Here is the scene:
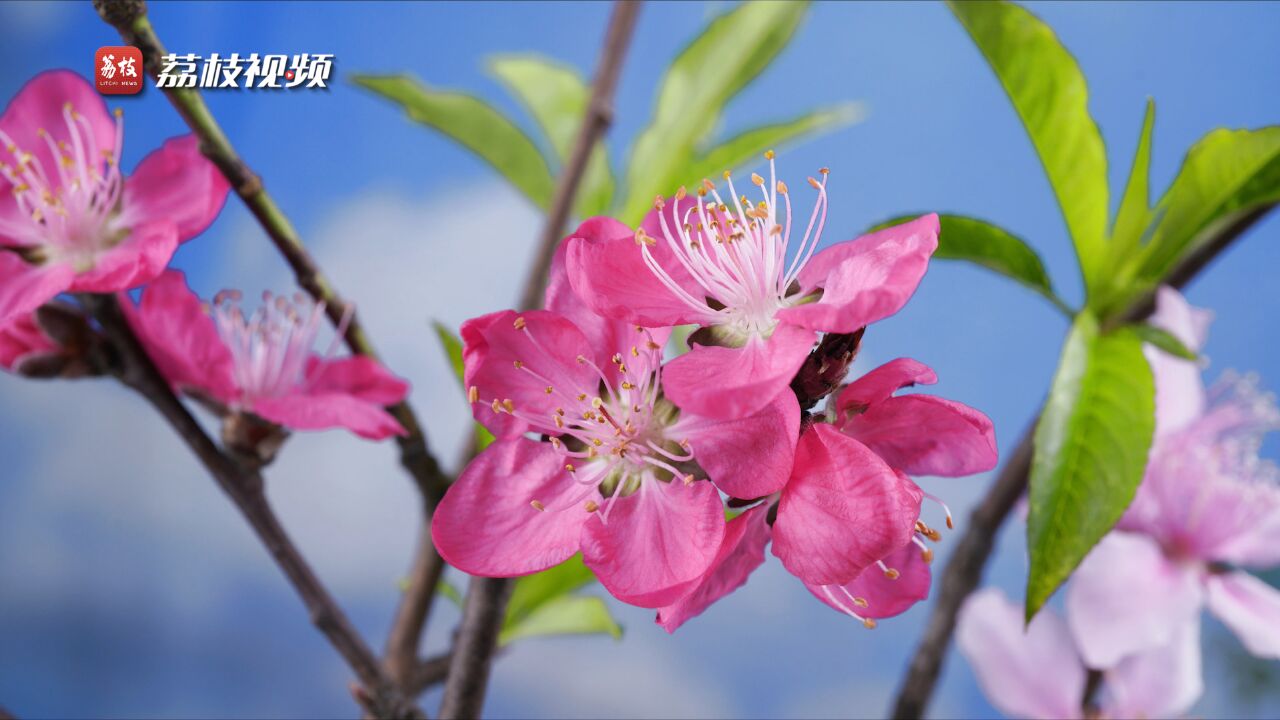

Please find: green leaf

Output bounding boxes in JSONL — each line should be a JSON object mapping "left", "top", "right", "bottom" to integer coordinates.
{"left": 1129, "top": 323, "right": 1197, "bottom": 361}
{"left": 499, "top": 595, "right": 623, "bottom": 646}
{"left": 488, "top": 54, "right": 615, "bottom": 217}
{"left": 437, "top": 579, "right": 464, "bottom": 608}
{"left": 353, "top": 74, "right": 556, "bottom": 209}
{"left": 499, "top": 555, "right": 621, "bottom": 646}
{"left": 1110, "top": 99, "right": 1156, "bottom": 262}
{"left": 1136, "top": 126, "right": 1280, "bottom": 286}
{"left": 948, "top": 0, "right": 1109, "bottom": 296}
{"left": 681, "top": 105, "right": 865, "bottom": 188}
{"left": 432, "top": 321, "right": 495, "bottom": 451}
{"left": 873, "top": 214, "right": 1068, "bottom": 313}
{"left": 1026, "top": 313, "right": 1155, "bottom": 619}
{"left": 620, "top": 1, "right": 809, "bottom": 225}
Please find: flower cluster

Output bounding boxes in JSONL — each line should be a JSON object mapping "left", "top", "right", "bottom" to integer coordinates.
{"left": 434, "top": 156, "right": 997, "bottom": 630}
{"left": 1, "top": 71, "right": 409, "bottom": 446}
{"left": 959, "top": 288, "right": 1280, "bottom": 719}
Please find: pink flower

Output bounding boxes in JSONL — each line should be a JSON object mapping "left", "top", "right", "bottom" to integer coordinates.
{"left": 432, "top": 218, "right": 799, "bottom": 608}
{"left": 0, "top": 71, "right": 229, "bottom": 323}
{"left": 958, "top": 588, "right": 1202, "bottom": 720}
{"left": 123, "top": 270, "right": 408, "bottom": 440}
{"left": 565, "top": 155, "right": 937, "bottom": 419}
{"left": 0, "top": 311, "right": 57, "bottom": 372}
{"left": 1066, "top": 288, "right": 1280, "bottom": 668}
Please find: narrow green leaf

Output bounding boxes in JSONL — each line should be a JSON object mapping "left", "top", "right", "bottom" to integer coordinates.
{"left": 681, "top": 104, "right": 865, "bottom": 187}
{"left": 353, "top": 74, "right": 556, "bottom": 209}
{"left": 432, "top": 320, "right": 495, "bottom": 451}
{"left": 437, "top": 579, "right": 464, "bottom": 608}
{"left": 620, "top": 1, "right": 809, "bottom": 224}
{"left": 1129, "top": 323, "right": 1197, "bottom": 361}
{"left": 499, "top": 595, "right": 623, "bottom": 646}
{"left": 1026, "top": 313, "right": 1155, "bottom": 619}
{"left": 948, "top": 0, "right": 1110, "bottom": 296}
{"left": 1110, "top": 99, "right": 1156, "bottom": 260}
{"left": 505, "top": 554, "right": 597, "bottom": 628}
{"left": 873, "top": 214, "right": 1067, "bottom": 313}
{"left": 488, "top": 54, "right": 615, "bottom": 217}
{"left": 1137, "top": 126, "right": 1280, "bottom": 285}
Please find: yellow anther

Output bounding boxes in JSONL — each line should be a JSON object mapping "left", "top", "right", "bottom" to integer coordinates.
{"left": 565, "top": 463, "right": 576, "bottom": 473}
{"left": 544, "top": 385, "right": 553, "bottom": 394}
{"left": 646, "top": 340, "right": 661, "bottom": 350}
{"left": 654, "top": 195, "right": 666, "bottom": 210}
{"left": 683, "top": 474, "right": 695, "bottom": 485}
{"left": 531, "top": 500, "right": 546, "bottom": 511}
{"left": 490, "top": 399, "right": 502, "bottom": 413}
{"left": 764, "top": 149, "right": 776, "bottom": 160}
{"left": 591, "top": 397, "right": 604, "bottom": 408}
{"left": 584, "top": 500, "right": 599, "bottom": 512}
{"left": 592, "top": 438, "right": 603, "bottom": 447}
{"left": 722, "top": 170, "right": 732, "bottom": 180}
{"left": 621, "top": 381, "right": 634, "bottom": 390}
{"left": 819, "top": 167, "right": 830, "bottom": 175}
{"left": 634, "top": 228, "right": 656, "bottom": 247}
{"left": 577, "top": 392, "right": 587, "bottom": 401}
{"left": 862, "top": 618, "right": 877, "bottom": 630}
{"left": 513, "top": 360, "right": 524, "bottom": 369}
{"left": 113, "top": 108, "right": 123, "bottom": 118}
{"left": 512, "top": 316, "right": 526, "bottom": 330}
{"left": 921, "top": 547, "right": 935, "bottom": 563}
{"left": 467, "top": 385, "right": 479, "bottom": 403}
{"left": 884, "top": 568, "right": 901, "bottom": 580}
{"left": 554, "top": 415, "right": 564, "bottom": 429}
{"left": 702, "top": 178, "right": 715, "bottom": 192}
{"left": 630, "top": 346, "right": 640, "bottom": 357}
{"left": 751, "top": 173, "right": 764, "bottom": 186}
{"left": 675, "top": 186, "right": 687, "bottom": 201}
{"left": 777, "top": 180, "right": 788, "bottom": 194}
{"left": 808, "top": 176, "right": 821, "bottom": 189}
{"left": 502, "top": 399, "right": 515, "bottom": 412}
{"left": 556, "top": 408, "right": 565, "bottom": 415}
{"left": 853, "top": 597, "right": 869, "bottom": 608}
{"left": 575, "top": 355, "right": 587, "bottom": 365}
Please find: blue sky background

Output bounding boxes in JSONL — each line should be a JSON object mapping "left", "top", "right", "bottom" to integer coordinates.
{"left": 1, "top": 1, "right": 1278, "bottom": 718}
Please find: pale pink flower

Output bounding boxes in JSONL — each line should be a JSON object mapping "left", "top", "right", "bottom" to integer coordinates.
{"left": 0, "top": 311, "right": 56, "bottom": 372}
{"left": 123, "top": 270, "right": 408, "bottom": 440}
{"left": 959, "top": 588, "right": 1202, "bottom": 720}
{"left": 1067, "top": 288, "right": 1280, "bottom": 668}
{"left": 432, "top": 218, "right": 799, "bottom": 609}
{"left": 0, "top": 71, "right": 228, "bottom": 323}
{"left": 565, "top": 156, "right": 938, "bottom": 419}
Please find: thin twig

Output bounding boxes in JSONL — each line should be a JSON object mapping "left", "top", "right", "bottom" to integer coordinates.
{"left": 385, "top": 529, "right": 448, "bottom": 688}
{"left": 80, "top": 293, "right": 421, "bottom": 720}
{"left": 437, "top": 4, "right": 642, "bottom": 718}
{"left": 889, "top": 202, "right": 1276, "bottom": 719}
{"left": 408, "top": 652, "right": 454, "bottom": 695}
{"left": 91, "top": 0, "right": 455, "bottom": 696}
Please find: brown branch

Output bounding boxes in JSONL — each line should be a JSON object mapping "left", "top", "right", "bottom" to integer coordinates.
{"left": 408, "top": 651, "right": 454, "bottom": 695}
{"left": 437, "top": 3, "right": 642, "bottom": 718}
{"left": 0, "top": 704, "right": 14, "bottom": 720}
{"left": 889, "top": 201, "right": 1276, "bottom": 719}
{"left": 80, "top": 293, "right": 421, "bottom": 720}
{"left": 791, "top": 328, "right": 865, "bottom": 411}
{"left": 385, "top": 528, "right": 448, "bottom": 688}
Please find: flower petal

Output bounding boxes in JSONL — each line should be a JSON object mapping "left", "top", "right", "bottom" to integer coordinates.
{"left": 461, "top": 308, "right": 599, "bottom": 439}
{"left": 120, "top": 134, "right": 231, "bottom": 241}
{"left": 0, "top": 311, "right": 55, "bottom": 371}
{"left": 548, "top": 218, "right": 672, "bottom": 375}
{"left": 67, "top": 219, "right": 179, "bottom": 293}
{"left": 839, "top": 394, "right": 997, "bottom": 477}
{"left": 0, "top": 252, "right": 73, "bottom": 324}
{"left": 304, "top": 355, "right": 409, "bottom": 406}
{"left": 0, "top": 71, "right": 114, "bottom": 224}
{"left": 654, "top": 504, "right": 770, "bottom": 633}
{"left": 1103, "top": 616, "right": 1203, "bottom": 719}
{"left": 1205, "top": 571, "right": 1280, "bottom": 659}
{"left": 772, "top": 424, "right": 923, "bottom": 586}
{"left": 581, "top": 478, "right": 726, "bottom": 608}
{"left": 252, "top": 392, "right": 406, "bottom": 440}
{"left": 124, "top": 270, "right": 237, "bottom": 403}
{"left": 662, "top": 322, "right": 816, "bottom": 421}
{"left": 1146, "top": 286, "right": 1212, "bottom": 436}
{"left": 778, "top": 213, "right": 938, "bottom": 333}
{"left": 957, "top": 588, "right": 1085, "bottom": 720}
{"left": 565, "top": 205, "right": 711, "bottom": 328}
{"left": 806, "top": 540, "right": 931, "bottom": 620}
{"left": 835, "top": 357, "right": 938, "bottom": 416}
{"left": 432, "top": 439, "right": 587, "bottom": 576}
{"left": 673, "top": 389, "right": 800, "bottom": 499}
{"left": 1065, "top": 532, "right": 1203, "bottom": 668}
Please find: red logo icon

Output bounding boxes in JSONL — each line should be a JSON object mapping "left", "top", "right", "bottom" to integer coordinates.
{"left": 95, "top": 46, "right": 144, "bottom": 95}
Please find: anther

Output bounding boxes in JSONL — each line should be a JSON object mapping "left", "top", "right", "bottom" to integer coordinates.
{"left": 852, "top": 597, "right": 869, "bottom": 608}
{"left": 531, "top": 500, "right": 546, "bottom": 511}
{"left": 722, "top": 170, "right": 731, "bottom": 180}
{"left": 490, "top": 399, "right": 502, "bottom": 413}
{"left": 565, "top": 464, "right": 575, "bottom": 473}
{"left": 819, "top": 167, "right": 830, "bottom": 175}
{"left": 764, "top": 150, "right": 775, "bottom": 160}
{"left": 884, "top": 567, "right": 900, "bottom": 580}
{"left": 683, "top": 474, "right": 695, "bottom": 485}
{"left": 513, "top": 360, "right": 524, "bottom": 369}
{"left": 468, "top": 386, "right": 479, "bottom": 403}
{"left": 502, "top": 399, "right": 515, "bottom": 412}
{"left": 751, "top": 173, "right": 764, "bottom": 186}
{"left": 807, "top": 176, "right": 821, "bottom": 189}
{"left": 544, "top": 385, "right": 554, "bottom": 394}
{"left": 654, "top": 195, "right": 666, "bottom": 210}
{"left": 862, "top": 618, "right": 877, "bottom": 630}
{"left": 675, "top": 186, "right": 687, "bottom": 201}
{"left": 584, "top": 500, "right": 599, "bottom": 512}
{"left": 512, "top": 316, "right": 526, "bottom": 330}
{"left": 921, "top": 547, "right": 935, "bottom": 563}
{"left": 591, "top": 397, "right": 603, "bottom": 408}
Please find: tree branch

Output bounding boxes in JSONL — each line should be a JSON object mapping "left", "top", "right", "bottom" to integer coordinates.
{"left": 80, "top": 293, "right": 421, "bottom": 720}
{"left": 889, "top": 201, "right": 1276, "bottom": 719}
{"left": 438, "top": 3, "right": 642, "bottom": 718}
{"left": 0, "top": 704, "right": 14, "bottom": 720}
